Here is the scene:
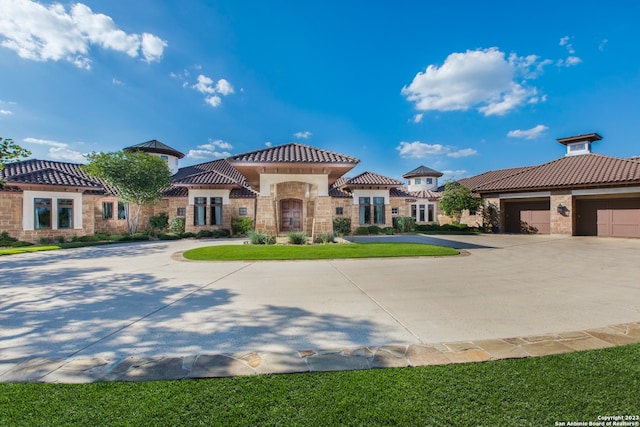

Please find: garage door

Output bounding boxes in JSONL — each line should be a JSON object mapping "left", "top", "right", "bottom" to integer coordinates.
{"left": 504, "top": 200, "right": 550, "bottom": 234}
{"left": 576, "top": 198, "right": 640, "bottom": 238}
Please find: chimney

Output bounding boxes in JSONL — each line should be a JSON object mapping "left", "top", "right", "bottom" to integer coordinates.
{"left": 557, "top": 133, "right": 602, "bottom": 156}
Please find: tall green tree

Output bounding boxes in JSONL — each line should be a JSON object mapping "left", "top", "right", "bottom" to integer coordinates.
{"left": 1, "top": 137, "right": 31, "bottom": 184}
{"left": 439, "top": 181, "right": 482, "bottom": 224}
{"left": 83, "top": 150, "right": 172, "bottom": 234}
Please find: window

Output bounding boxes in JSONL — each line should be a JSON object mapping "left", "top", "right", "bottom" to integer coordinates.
{"left": 411, "top": 204, "right": 417, "bottom": 218}
{"left": 34, "top": 198, "right": 52, "bottom": 229}
{"left": 407, "top": 179, "right": 411, "bottom": 185}
{"left": 391, "top": 207, "right": 398, "bottom": 215}
{"left": 428, "top": 204, "right": 435, "bottom": 222}
{"left": 415, "top": 178, "right": 421, "bottom": 185}
{"left": 194, "top": 197, "right": 207, "bottom": 226}
{"left": 102, "top": 202, "right": 113, "bottom": 220}
{"left": 239, "top": 207, "right": 247, "bottom": 216}
{"left": 426, "top": 178, "right": 433, "bottom": 184}
{"left": 419, "top": 204, "right": 426, "bottom": 222}
{"left": 373, "top": 197, "right": 385, "bottom": 224}
{"left": 118, "top": 202, "right": 126, "bottom": 220}
{"left": 160, "top": 155, "right": 169, "bottom": 161}
{"left": 335, "top": 207, "right": 343, "bottom": 215}
{"left": 177, "top": 207, "right": 186, "bottom": 216}
{"left": 569, "top": 143, "right": 586, "bottom": 152}
{"left": 359, "top": 197, "right": 371, "bottom": 224}
{"left": 210, "top": 197, "right": 223, "bottom": 225}
{"left": 58, "top": 199, "right": 73, "bottom": 229}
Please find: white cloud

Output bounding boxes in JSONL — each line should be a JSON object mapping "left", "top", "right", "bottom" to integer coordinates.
{"left": 507, "top": 124, "right": 549, "bottom": 140}
{"left": 397, "top": 141, "right": 477, "bottom": 159}
{"left": 186, "top": 139, "right": 233, "bottom": 159}
{"left": 402, "top": 47, "right": 542, "bottom": 116}
{"left": 265, "top": 142, "right": 272, "bottom": 147}
{"left": 599, "top": 39, "right": 608, "bottom": 51}
{"left": 215, "top": 79, "right": 234, "bottom": 95}
{"left": 0, "top": 109, "right": 13, "bottom": 115}
{"left": 447, "top": 148, "right": 478, "bottom": 158}
{"left": 112, "top": 78, "right": 123, "bottom": 85}
{"left": 558, "top": 36, "right": 581, "bottom": 67}
{"left": 0, "top": 0, "right": 166, "bottom": 69}
{"left": 294, "top": 131, "right": 312, "bottom": 139}
{"left": 23, "top": 137, "right": 86, "bottom": 162}
{"left": 190, "top": 74, "right": 234, "bottom": 107}
{"left": 412, "top": 113, "right": 423, "bottom": 123}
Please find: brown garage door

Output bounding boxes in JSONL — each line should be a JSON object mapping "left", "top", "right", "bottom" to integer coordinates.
{"left": 504, "top": 200, "right": 550, "bottom": 234}
{"left": 576, "top": 198, "right": 640, "bottom": 238}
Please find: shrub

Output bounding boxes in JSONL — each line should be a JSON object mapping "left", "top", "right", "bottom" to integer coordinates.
{"left": 79, "top": 235, "right": 101, "bottom": 242}
{"left": 354, "top": 226, "right": 370, "bottom": 235}
{"left": 248, "top": 230, "right": 275, "bottom": 245}
{"left": 393, "top": 216, "right": 416, "bottom": 233}
{"left": 158, "top": 232, "right": 181, "bottom": 240}
{"left": 287, "top": 231, "right": 308, "bottom": 245}
{"left": 95, "top": 233, "right": 110, "bottom": 240}
{"left": 383, "top": 227, "right": 396, "bottom": 235}
{"left": 71, "top": 235, "right": 80, "bottom": 242}
{"left": 132, "top": 233, "right": 149, "bottom": 241}
{"left": 332, "top": 217, "right": 351, "bottom": 236}
{"left": 196, "top": 229, "right": 214, "bottom": 239}
{"left": 116, "top": 235, "right": 133, "bottom": 242}
{"left": 231, "top": 217, "right": 253, "bottom": 235}
{"left": 314, "top": 232, "right": 335, "bottom": 244}
{"left": 212, "top": 229, "right": 231, "bottom": 238}
{"left": 0, "top": 231, "right": 18, "bottom": 246}
{"left": 180, "top": 232, "right": 196, "bottom": 238}
{"left": 149, "top": 212, "right": 169, "bottom": 230}
{"left": 367, "top": 225, "right": 383, "bottom": 235}
{"left": 168, "top": 217, "right": 186, "bottom": 234}
{"left": 57, "top": 236, "right": 66, "bottom": 244}
{"left": 11, "top": 240, "right": 34, "bottom": 247}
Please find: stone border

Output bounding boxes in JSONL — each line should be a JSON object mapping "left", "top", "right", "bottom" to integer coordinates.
{"left": 1, "top": 322, "right": 638, "bottom": 384}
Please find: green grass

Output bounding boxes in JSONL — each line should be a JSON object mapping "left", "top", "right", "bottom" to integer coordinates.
{"left": 0, "top": 245, "right": 61, "bottom": 255}
{"left": 1, "top": 344, "right": 638, "bottom": 426}
{"left": 183, "top": 242, "right": 459, "bottom": 261}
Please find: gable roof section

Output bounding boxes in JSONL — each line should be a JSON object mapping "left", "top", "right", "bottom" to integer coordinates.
{"left": 171, "top": 159, "right": 247, "bottom": 184}
{"left": 402, "top": 165, "right": 443, "bottom": 178}
{"left": 125, "top": 139, "right": 185, "bottom": 159}
{"left": 343, "top": 171, "right": 404, "bottom": 186}
{"left": 457, "top": 166, "right": 534, "bottom": 191}
{"left": 475, "top": 154, "right": 640, "bottom": 193}
{"left": 227, "top": 143, "right": 359, "bottom": 164}
{"left": 2, "top": 159, "right": 105, "bottom": 191}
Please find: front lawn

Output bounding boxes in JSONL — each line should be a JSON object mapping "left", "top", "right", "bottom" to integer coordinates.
{"left": 183, "top": 242, "right": 459, "bottom": 261}
{"left": 1, "top": 344, "right": 638, "bottom": 426}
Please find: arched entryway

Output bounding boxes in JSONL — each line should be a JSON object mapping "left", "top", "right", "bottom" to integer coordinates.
{"left": 280, "top": 198, "right": 302, "bottom": 232}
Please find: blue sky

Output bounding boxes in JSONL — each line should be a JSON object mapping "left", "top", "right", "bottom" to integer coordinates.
{"left": 1, "top": 0, "right": 639, "bottom": 182}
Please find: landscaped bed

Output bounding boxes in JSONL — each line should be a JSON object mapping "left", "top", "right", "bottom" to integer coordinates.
{"left": 1, "top": 344, "right": 638, "bottom": 426}
{"left": 182, "top": 242, "right": 459, "bottom": 261}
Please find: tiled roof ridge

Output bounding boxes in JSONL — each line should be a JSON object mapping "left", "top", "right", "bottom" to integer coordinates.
{"left": 344, "top": 171, "right": 404, "bottom": 186}
{"left": 463, "top": 165, "right": 536, "bottom": 191}
{"left": 228, "top": 142, "right": 360, "bottom": 164}
{"left": 172, "top": 169, "right": 237, "bottom": 185}
{"left": 403, "top": 165, "right": 443, "bottom": 178}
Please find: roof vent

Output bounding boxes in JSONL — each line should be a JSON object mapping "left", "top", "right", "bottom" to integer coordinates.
{"left": 557, "top": 133, "right": 602, "bottom": 156}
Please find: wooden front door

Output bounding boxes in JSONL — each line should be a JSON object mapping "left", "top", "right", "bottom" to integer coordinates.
{"left": 280, "top": 199, "right": 302, "bottom": 232}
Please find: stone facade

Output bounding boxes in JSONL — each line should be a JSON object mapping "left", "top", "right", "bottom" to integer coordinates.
{"left": 550, "top": 190, "right": 573, "bottom": 235}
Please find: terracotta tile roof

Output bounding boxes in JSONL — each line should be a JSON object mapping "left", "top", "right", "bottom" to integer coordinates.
{"left": 2, "top": 159, "right": 105, "bottom": 190}
{"left": 402, "top": 165, "right": 443, "bottom": 178}
{"left": 171, "top": 159, "right": 246, "bottom": 184}
{"left": 389, "top": 187, "right": 413, "bottom": 198}
{"left": 172, "top": 170, "right": 239, "bottom": 185}
{"left": 162, "top": 185, "right": 188, "bottom": 197}
{"left": 227, "top": 143, "right": 359, "bottom": 164}
{"left": 456, "top": 166, "right": 534, "bottom": 191}
{"left": 344, "top": 171, "right": 404, "bottom": 186}
{"left": 408, "top": 189, "right": 442, "bottom": 200}
{"left": 475, "top": 154, "right": 640, "bottom": 193}
{"left": 125, "top": 139, "right": 185, "bottom": 159}
{"left": 230, "top": 187, "right": 258, "bottom": 199}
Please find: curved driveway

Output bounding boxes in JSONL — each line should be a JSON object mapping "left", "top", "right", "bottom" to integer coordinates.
{"left": 1, "top": 234, "right": 639, "bottom": 364}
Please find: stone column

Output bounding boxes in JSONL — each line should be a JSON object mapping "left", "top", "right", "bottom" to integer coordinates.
{"left": 255, "top": 196, "right": 277, "bottom": 235}
{"left": 550, "top": 191, "right": 573, "bottom": 235}
{"left": 312, "top": 196, "right": 333, "bottom": 236}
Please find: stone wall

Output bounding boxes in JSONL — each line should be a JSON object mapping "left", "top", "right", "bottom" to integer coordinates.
{"left": 550, "top": 191, "right": 573, "bottom": 235}
{"left": 0, "top": 191, "right": 23, "bottom": 239}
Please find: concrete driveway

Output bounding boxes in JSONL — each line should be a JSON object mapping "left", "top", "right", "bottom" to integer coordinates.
{"left": 1, "top": 234, "right": 640, "bottom": 379}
